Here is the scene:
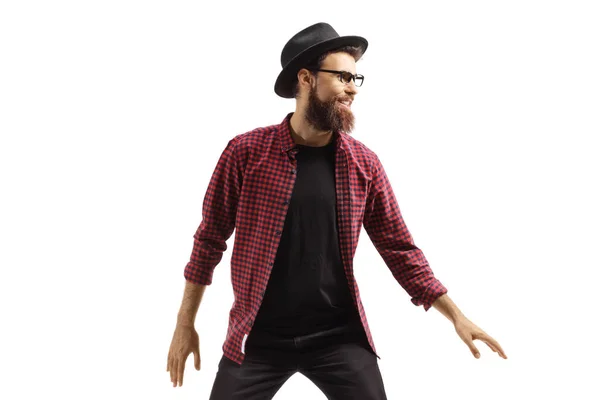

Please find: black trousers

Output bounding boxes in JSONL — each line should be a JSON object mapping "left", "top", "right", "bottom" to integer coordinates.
{"left": 208, "top": 326, "right": 388, "bottom": 400}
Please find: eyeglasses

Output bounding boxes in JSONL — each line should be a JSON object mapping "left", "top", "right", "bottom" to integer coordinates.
{"left": 309, "top": 69, "right": 364, "bottom": 87}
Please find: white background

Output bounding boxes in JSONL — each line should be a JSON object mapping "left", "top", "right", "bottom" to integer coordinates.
{"left": 1, "top": 1, "right": 599, "bottom": 399}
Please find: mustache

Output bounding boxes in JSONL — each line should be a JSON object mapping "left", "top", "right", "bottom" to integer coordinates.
{"left": 335, "top": 95, "right": 353, "bottom": 102}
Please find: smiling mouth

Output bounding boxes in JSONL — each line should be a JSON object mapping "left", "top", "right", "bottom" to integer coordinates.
{"left": 338, "top": 100, "right": 352, "bottom": 110}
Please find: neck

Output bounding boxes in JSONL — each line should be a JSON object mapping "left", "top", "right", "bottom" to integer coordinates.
{"left": 289, "top": 107, "right": 333, "bottom": 147}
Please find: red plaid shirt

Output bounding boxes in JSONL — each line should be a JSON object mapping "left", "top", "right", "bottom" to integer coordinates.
{"left": 184, "top": 113, "right": 448, "bottom": 364}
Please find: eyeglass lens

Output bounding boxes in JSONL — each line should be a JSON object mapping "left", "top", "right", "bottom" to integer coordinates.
{"left": 341, "top": 72, "right": 363, "bottom": 87}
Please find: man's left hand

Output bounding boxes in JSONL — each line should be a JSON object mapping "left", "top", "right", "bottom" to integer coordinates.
{"left": 454, "top": 316, "right": 507, "bottom": 359}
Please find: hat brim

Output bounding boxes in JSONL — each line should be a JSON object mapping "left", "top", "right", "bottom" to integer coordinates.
{"left": 274, "top": 35, "right": 368, "bottom": 99}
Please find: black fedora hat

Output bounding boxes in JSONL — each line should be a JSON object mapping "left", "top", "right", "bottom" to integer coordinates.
{"left": 274, "top": 22, "right": 368, "bottom": 98}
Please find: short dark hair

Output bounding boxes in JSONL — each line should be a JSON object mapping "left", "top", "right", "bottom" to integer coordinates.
{"left": 291, "top": 45, "right": 363, "bottom": 99}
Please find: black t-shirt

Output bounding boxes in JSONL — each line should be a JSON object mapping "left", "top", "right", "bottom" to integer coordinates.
{"left": 250, "top": 132, "right": 364, "bottom": 338}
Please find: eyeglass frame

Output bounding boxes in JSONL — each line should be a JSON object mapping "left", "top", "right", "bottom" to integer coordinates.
{"left": 308, "top": 68, "right": 364, "bottom": 87}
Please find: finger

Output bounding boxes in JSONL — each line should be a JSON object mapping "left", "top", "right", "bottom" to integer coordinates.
{"left": 485, "top": 342, "right": 506, "bottom": 358}
{"left": 490, "top": 340, "right": 507, "bottom": 358}
{"left": 178, "top": 357, "right": 185, "bottom": 387}
{"left": 172, "top": 359, "right": 179, "bottom": 387}
{"left": 194, "top": 349, "right": 201, "bottom": 371}
{"left": 169, "top": 359, "right": 173, "bottom": 385}
{"left": 478, "top": 334, "right": 507, "bottom": 359}
{"left": 485, "top": 342, "right": 498, "bottom": 353}
{"left": 463, "top": 337, "right": 480, "bottom": 358}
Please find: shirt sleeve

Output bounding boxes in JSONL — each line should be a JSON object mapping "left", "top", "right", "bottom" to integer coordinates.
{"left": 362, "top": 154, "right": 448, "bottom": 311}
{"left": 184, "top": 138, "right": 242, "bottom": 285}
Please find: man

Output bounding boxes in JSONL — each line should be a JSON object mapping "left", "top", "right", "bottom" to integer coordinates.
{"left": 166, "top": 22, "right": 507, "bottom": 399}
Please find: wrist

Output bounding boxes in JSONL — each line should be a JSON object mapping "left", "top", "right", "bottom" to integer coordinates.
{"left": 177, "top": 313, "right": 195, "bottom": 328}
{"left": 452, "top": 314, "right": 469, "bottom": 326}
{"left": 432, "top": 294, "right": 466, "bottom": 325}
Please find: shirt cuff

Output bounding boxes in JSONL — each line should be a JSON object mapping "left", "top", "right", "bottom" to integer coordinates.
{"left": 412, "top": 280, "right": 448, "bottom": 311}
{"left": 183, "top": 262, "right": 214, "bottom": 285}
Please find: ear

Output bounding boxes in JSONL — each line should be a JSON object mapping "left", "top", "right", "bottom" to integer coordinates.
{"left": 296, "top": 68, "right": 314, "bottom": 92}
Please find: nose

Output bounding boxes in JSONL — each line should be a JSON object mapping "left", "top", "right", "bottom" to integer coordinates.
{"left": 345, "top": 81, "right": 358, "bottom": 96}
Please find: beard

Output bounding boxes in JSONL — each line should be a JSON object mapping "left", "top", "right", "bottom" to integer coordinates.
{"left": 305, "top": 83, "right": 355, "bottom": 134}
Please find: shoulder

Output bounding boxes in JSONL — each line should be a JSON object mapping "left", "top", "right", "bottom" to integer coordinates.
{"left": 340, "top": 132, "right": 381, "bottom": 175}
{"left": 230, "top": 121, "right": 279, "bottom": 147}
{"left": 223, "top": 120, "right": 282, "bottom": 167}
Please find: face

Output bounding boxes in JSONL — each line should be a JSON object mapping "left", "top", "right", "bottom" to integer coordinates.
{"left": 303, "top": 52, "right": 359, "bottom": 134}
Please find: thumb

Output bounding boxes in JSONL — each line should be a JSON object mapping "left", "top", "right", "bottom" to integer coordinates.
{"left": 194, "top": 349, "right": 201, "bottom": 370}
{"left": 464, "top": 338, "right": 480, "bottom": 358}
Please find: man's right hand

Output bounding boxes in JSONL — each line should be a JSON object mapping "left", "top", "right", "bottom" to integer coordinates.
{"left": 166, "top": 325, "right": 201, "bottom": 387}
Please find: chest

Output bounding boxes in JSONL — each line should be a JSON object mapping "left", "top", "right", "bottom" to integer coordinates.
{"left": 239, "top": 147, "right": 371, "bottom": 221}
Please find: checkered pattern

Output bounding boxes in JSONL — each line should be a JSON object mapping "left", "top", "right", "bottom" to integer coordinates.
{"left": 184, "top": 113, "right": 448, "bottom": 364}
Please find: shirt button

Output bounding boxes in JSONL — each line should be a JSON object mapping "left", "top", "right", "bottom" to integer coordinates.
{"left": 291, "top": 169, "right": 296, "bottom": 174}
{"left": 275, "top": 230, "right": 281, "bottom": 235}
{"left": 283, "top": 200, "right": 289, "bottom": 205}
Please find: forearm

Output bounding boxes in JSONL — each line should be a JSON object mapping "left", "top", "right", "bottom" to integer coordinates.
{"left": 176, "top": 281, "right": 207, "bottom": 327}
{"left": 432, "top": 293, "right": 466, "bottom": 324}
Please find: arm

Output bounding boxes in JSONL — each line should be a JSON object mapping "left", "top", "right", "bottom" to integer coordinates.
{"left": 362, "top": 154, "right": 447, "bottom": 311}
{"left": 168, "top": 138, "right": 243, "bottom": 387}
{"left": 362, "top": 155, "right": 507, "bottom": 360}
{"left": 431, "top": 293, "right": 464, "bottom": 324}
{"left": 184, "top": 137, "right": 243, "bottom": 285}
{"left": 176, "top": 281, "right": 207, "bottom": 327}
